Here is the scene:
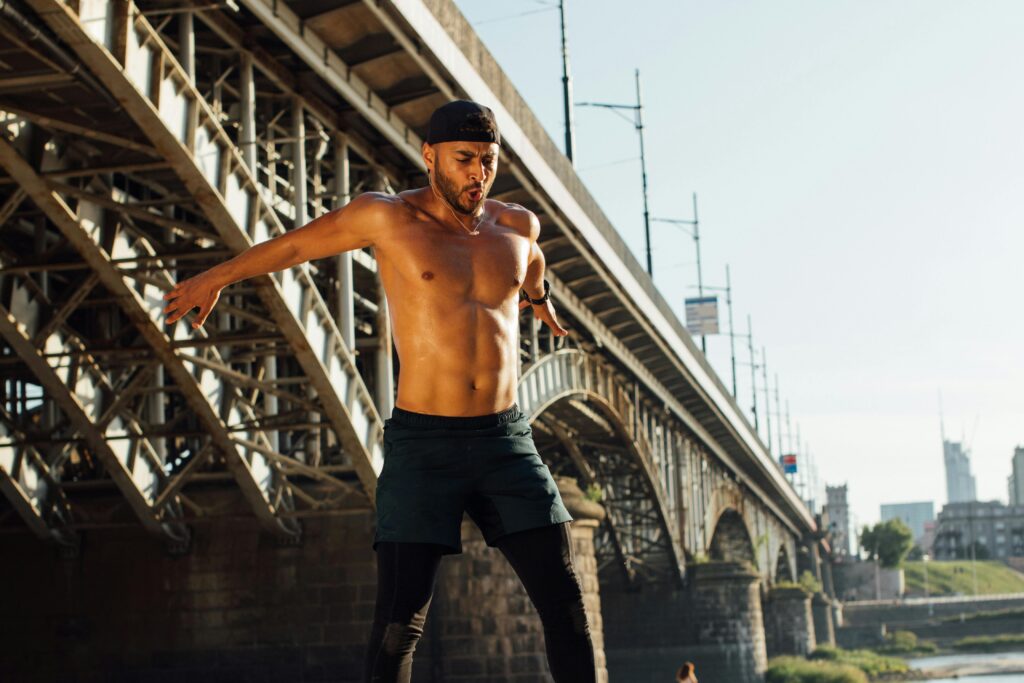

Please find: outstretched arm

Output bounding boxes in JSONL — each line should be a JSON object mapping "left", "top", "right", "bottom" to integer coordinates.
{"left": 519, "top": 212, "right": 568, "bottom": 337}
{"left": 163, "top": 192, "right": 385, "bottom": 328}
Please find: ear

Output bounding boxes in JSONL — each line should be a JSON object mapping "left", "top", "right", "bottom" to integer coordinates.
{"left": 422, "top": 142, "right": 435, "bottom": 174}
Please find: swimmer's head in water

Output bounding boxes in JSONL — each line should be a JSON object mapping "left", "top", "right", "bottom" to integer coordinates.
{"left": 423, "top": 101, "right": 500, "bottom": 217}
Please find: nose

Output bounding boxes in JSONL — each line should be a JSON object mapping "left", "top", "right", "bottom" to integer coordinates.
{"left": 470, "top": 160, "right": 487, "bottom": 183}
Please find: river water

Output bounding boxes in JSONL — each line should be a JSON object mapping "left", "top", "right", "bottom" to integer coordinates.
{"left": 909, "top": 651, "right": 1024, "bottom": 682}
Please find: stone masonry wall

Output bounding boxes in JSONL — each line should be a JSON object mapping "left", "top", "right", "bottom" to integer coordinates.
{"left": 764, "top": 587, "right": 815, "bottom": 657}
{"left": 0, "top": 497, "right": 378, "bottom": 682}
{"left": 1, "top": 487, "right": 609, "bottom": 683}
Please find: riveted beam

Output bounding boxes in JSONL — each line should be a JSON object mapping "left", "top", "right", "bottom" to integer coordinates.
{"left": 0, "top": 133, "right": 298, "bottom": 539}
{"left": 26, "top": 0, "right": 384, "bottom": 501}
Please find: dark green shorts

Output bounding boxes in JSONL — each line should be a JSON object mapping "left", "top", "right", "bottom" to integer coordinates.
{"left": 373, "top": 404, "right": 573, "bottom": 554}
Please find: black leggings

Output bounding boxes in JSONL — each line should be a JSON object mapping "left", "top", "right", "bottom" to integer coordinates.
{"left": 364, "top": 522, "right": 596, "bottom": 682}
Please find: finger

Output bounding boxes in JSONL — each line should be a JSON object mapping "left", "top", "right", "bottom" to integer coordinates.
{"left": 193, "top": 306, "right": 211, "bottom": 328}
{"left": 166, "top": 303, "right": 191, "bottom": 325}
{"left": 541, "top": 305, "right": 568, "bottom": 336}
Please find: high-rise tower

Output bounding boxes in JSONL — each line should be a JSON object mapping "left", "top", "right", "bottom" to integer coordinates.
{"left": 943, "top": 440, "right": 977, "bottom": 504}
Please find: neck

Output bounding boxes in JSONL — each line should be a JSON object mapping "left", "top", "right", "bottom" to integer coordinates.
{"left": 428, "top": 176, "right": 481, "bottom": 232}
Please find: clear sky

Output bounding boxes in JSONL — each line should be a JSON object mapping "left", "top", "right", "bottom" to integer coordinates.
{"left": 454, "top": 0, "right": 1024, "bottom": 534}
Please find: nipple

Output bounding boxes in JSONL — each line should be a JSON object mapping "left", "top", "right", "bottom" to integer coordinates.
{"left": 422, "top": 271, "right": 434, "bottom": 281}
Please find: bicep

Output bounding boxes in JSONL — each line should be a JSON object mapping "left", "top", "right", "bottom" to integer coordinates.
{"left": 291, "top": 193, "right": 380, "bottom": 261}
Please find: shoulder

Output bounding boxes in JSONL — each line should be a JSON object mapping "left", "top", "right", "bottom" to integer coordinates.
{"left": 491, "top": 200, "right": 540, "bottom": 242}
{"left": 337, "top": 191, "right": 412, "bottom": 235}
{"left": 345, "top": 191, "right": 405, "bottom": 217}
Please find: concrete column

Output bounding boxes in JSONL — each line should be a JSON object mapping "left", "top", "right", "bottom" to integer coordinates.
{"left": 148, "top": 365, "right": 166, "bottom": 462}
{"left": 557, "top": 476, "right": 609, "bottom": 683}
{"left": 263, "top": 356, "right": 278, "bottom": 452}
{"left": 291, "top": 100, "right": 307, "bottom": 228}
{"left": 764, "top": 585, "right": 816, "bottom": 657}
{"left": 178, "top": 11, "right": 195, "bottom": 83}
{"left": 374, "top": 290, "right": 394, "bottom": 418}
{"left": 811, "top": 591, "right": 835, "bottom": 646}
{"left": 239, "top": 53, "right": 256, "bottom": 174}
{"left": 821, "top": 557, "right": 837, "bottom": 598}
{"left": 372, "top": 170, "right": 394, "bottom": 418}
{"left": 687, "top": 561, "right": 767, "bottom": 683}
{"left": 333, "top": 136, "right": 355, "bottom": 351}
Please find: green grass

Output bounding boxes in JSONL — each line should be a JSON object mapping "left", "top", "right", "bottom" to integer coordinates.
{"left": 951, "top": 633, "right": 1024, "bottom": 652}
{"left": 766, "top": 656, "right": 867, "bottom": 683}
{"left": 902, "top": 560, "right": 1024, "bottom": 597}
{"left": 939, "top": 607, "right": 1024, "bottom": 623}
{"left": 874, "top": 630, "right": 938, "bottom": 655}
{"left": 809, "top": 646, "right": 909, "bottom": 678}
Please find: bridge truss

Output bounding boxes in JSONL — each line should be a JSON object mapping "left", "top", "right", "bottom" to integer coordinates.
{"left": 0, "top": 0, "right": 815, "bottom": 581}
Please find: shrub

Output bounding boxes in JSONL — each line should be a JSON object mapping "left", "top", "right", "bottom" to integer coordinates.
{"left": 809, "top": 646, "right": 908, "bottom": 678}
{"left": 875, "top": 630, "right": 939, "bottom": 655}
{"left": 799, "top": 570, "right": 823, "bottom": 594}
{"left": 952, "top": 633, "right": 1024, "bottom": 652}
{"left": 766, "top": 656, "right": 867, "bottom": 683}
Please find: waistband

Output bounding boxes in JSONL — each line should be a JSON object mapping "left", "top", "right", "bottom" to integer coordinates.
{"left": 389, "top": 404, "right": 522, "bottom": 430}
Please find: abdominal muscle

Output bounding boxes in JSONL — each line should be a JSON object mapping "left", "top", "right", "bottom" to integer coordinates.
{"left": 389, "top": 297, "right": 521, "bottom": 417}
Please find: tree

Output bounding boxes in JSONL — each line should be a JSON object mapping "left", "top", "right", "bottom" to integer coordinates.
{"left": 860, "top": 519, "right": 914, "bottom": 568}
{"left": 968, "top": 540, "right": 990, "bottom": 560}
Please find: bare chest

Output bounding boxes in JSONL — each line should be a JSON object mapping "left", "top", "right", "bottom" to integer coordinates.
{"left": 383, "top": 222, "right": 529, "bottom": 304}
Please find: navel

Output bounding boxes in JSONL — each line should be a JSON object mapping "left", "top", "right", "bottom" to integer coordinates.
{"left": 421, "top": 271, "right": 434, "bottom": 281}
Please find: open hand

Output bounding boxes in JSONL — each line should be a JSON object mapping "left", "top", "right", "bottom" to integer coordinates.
{"left": 519, "top": 298, "right": 568, "bottom": 336}
{"left": 163, "top": 272, "right": 223, "bottom": 328}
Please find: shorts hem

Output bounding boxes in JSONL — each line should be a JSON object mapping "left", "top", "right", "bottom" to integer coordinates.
{"left": 482, "top": 512, "right": 575, "bottom": 548}
{"left": 372, "top": 536, "right": 463, "bottom": 555}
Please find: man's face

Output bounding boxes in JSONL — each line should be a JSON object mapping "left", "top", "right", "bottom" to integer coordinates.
{"left": 425, "top": 141, "right": 499, "bottom": 215}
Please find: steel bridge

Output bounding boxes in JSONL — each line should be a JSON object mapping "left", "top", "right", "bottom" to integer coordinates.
{"left": 0, "top": 0, "right": 818, "bottom": 588}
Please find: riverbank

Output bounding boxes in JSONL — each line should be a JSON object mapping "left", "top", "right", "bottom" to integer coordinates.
{"left": 909, "top": 651, "right": 1024, "bottom": 679}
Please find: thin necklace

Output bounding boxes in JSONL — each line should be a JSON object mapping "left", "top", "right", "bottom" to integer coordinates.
{"left": 430, "top": 173, "right": 482, "bottom": 235}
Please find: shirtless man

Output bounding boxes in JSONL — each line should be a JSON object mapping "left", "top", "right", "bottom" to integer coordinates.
{"left": 162, "top": 101, "right": 597, "bottom": 683}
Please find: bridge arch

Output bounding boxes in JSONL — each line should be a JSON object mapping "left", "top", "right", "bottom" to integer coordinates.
{"left": 774, "top": 544, "right": 795, "bottom": 583}
{"left": 708, "top": 508, "right": 757, "bottom": 567}
{"left": 517, "top": 349, "right": 685, "bottom": 586}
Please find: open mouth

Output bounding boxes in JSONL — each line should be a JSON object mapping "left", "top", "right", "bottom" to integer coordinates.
{"left": 466, "top": 188, "right": 483, "bottom": 202}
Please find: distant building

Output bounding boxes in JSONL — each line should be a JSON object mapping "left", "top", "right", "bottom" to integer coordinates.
{"left": 944, "top": 440, "right": 977, "bottom": 503}
{"left": 933, "top": 500, "right": 1024, "bottom": 560}
{"left": 825, "top": 484, "right": 851, "bottom": 559}
{"left": 880, "top": 501, "right": 935, "bottom": 542}
{"left": 920, "top": 520, "right": 937, "bottom": 555}
{"left": 1010, "top": 446, "right": 1024, "bottom": 506}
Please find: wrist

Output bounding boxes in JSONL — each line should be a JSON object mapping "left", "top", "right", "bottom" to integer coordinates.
{"left": 207, "top": 262, "right": 234, "bottom": 290}
{"left": 521, "top": 279, "right": 550, "bottom": 305}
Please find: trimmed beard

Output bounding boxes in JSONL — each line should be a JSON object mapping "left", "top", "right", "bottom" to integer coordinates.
{"left": 432, "top": 166, "right": 484, "bottom": 216}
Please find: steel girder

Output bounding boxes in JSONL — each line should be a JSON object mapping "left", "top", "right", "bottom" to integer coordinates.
{"left": 518, "top": 349, "right": 686, "bottom": 587}
{"left": 24, "top": 0, "right": 385, "bottom": 503}
{"left": 0, "top": 403, "right": 77, "bottom": 545}
{"left": 0, "top": 132, "right": 309, "bottom": 539}
{"left": 0, "top": 265, "right": 190, "bottom": 543}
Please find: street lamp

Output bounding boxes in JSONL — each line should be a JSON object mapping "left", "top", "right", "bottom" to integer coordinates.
{"left": 734, "top": 315, "right": 759, "bottom": 432}
{"left": 558, "top": 0, "right": 576, "bottom": 163}
{"left": 577, "top": 69, "right": 652, "bottom": 275}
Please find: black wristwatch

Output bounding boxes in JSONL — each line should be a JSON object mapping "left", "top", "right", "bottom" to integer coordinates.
{"left": 522, "top": 279, "right": 551, "bottom": 305}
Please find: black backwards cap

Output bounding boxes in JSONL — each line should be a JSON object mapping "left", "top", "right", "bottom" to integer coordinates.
{"left": 426, "top": 100, "right": 500, "bottom": 146}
